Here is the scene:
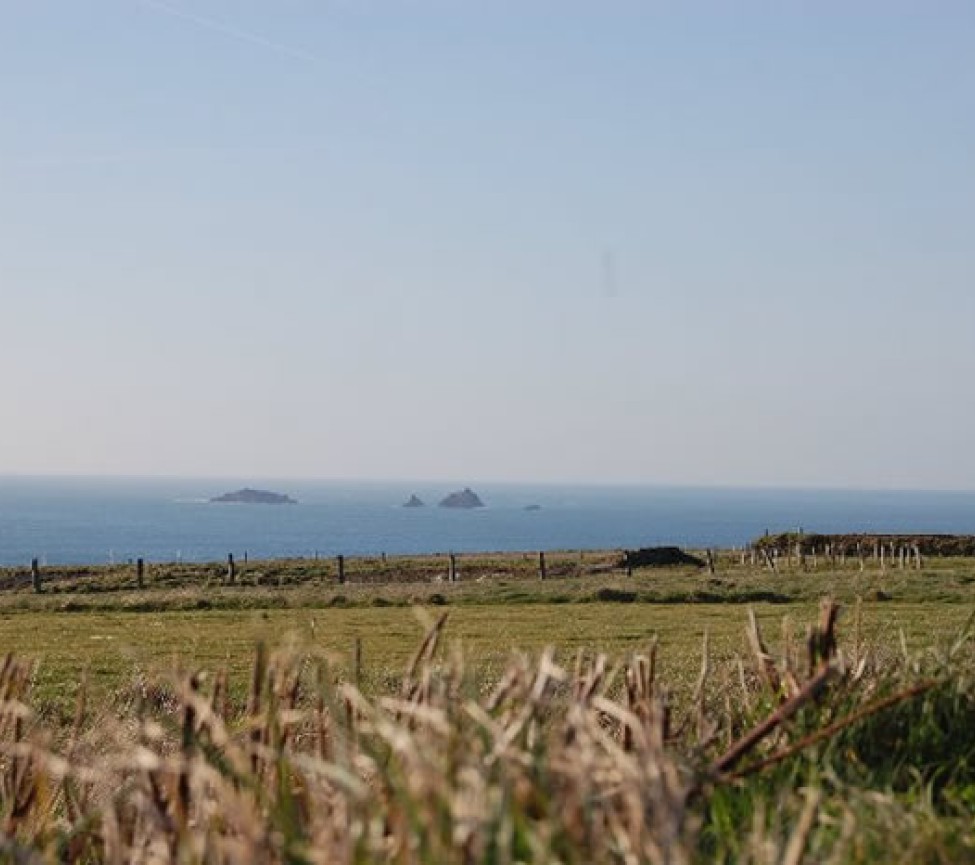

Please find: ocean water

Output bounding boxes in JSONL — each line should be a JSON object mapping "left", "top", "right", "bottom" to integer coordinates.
{"left": 0, "top": 476, "right": 973, "bottom": 566}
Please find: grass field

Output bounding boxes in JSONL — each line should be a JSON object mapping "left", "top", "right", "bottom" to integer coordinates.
{"left": 1, "top": 551, "right": 974, "bottom": 861}
{"left": 0, "top": 549, "right": 971, "bottom": 718}
{"left": 9, "top": 600, "right": 972, "bottom": 719}
{"left": 4, "top": 547, "right": 975, "bottom": 610}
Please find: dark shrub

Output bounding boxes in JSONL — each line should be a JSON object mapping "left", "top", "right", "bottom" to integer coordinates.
{"left": 594, "top": 587, "right": 637, "bottom": 603}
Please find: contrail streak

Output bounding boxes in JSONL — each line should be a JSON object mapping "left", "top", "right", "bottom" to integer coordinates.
{"left": 137, "top": 0, "right": 321, "bottom": 64}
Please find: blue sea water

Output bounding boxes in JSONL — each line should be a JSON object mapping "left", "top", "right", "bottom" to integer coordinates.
{"left": 0, "top": 476, "right": 973, "bottom": 566}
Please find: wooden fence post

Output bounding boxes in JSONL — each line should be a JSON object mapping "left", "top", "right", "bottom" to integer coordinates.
{"left": 449, "top": 553, "right": 457, "bottom": 583}
{"left": 337, "top": 555, "right": 346, "bottom": 585}
{"left": 227, "top": 553, "right": 236, "bottom": 585}
{"left": 706, "top": 549, "right": 715, "bottom": 575}
{"left": 31, "top": 558, "right": 41, "bottom": 593}
{"left": 136, "top": 557, "right": 145, "bottom": 589}
{"left": 538, "top": 551, "right": 547, "bottom": 580}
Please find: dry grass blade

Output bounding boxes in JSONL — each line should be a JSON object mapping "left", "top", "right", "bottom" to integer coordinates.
{"left": 728, "top": 678, "right": 939, "bottom": 781}
{"left": 747, "top": 608, "right": 781, "bottom": 694}
{"left": 710, "top": 663, "right": 834, "bottom": 778}
{"left": 403, "top": 611, "right": 449, "bottom": 695}
{"left": 781, "top": 787, "right": 821, "bottom": 865}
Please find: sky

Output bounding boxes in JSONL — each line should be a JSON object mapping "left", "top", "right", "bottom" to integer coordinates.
{"left": 2, "top": 2, "right": 974, "bottom": 488}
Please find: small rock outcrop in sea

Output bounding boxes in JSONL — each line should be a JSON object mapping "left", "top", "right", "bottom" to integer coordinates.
{"left": 438, "top": 487, "right": 485, "bottom": 509}
{"left": 210, "top": 488, "right": 297, "bottom": 505}
{"left": 523, "top": 504, "right": 542, "bottom": 512}
{"left": 403, "top": 494, "right": 426, "bottom": 508}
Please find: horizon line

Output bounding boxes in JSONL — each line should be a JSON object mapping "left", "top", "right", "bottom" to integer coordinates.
{"left": 1, "top": 471, "right": 974, "bottom": 497}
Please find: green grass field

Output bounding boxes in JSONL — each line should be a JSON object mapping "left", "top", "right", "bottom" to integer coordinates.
{"left": 1, "top": 552, "right": 974, "bottom": 862}
{"left": 8, "top": 601, "right": 973, "bottom": 718}
{"left": 0, "top": 548, "right": 972, "bottom": 721}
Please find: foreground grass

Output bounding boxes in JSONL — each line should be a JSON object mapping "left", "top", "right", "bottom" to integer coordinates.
{"left": 0, "top": 601, "right": 973, "bottom": 863}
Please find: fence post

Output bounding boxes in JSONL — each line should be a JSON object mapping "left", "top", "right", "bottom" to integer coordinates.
{"left": 137, "top": 557, "right": 145, "bottom": 589}
{"left": 337, "top": 555, "right": 346, "bottom": 585}
{"left": 706, "top": 549, "right": 715, "bottom": 575}
{"left": 31, "top": 558, "right": 41, "bottom": 593}
{"left": 227, "top": 553, "right": 236, "bottom": 585}
{"left": 448, "top": 553, "right": 457, "bottom": 583}
{"left": 538, "top": 551, "right": 547, "bottom": 580}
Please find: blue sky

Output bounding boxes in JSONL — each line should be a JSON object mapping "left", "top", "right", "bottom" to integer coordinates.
{"left": 2, "top": 2, "right": 974, "bottom": 487}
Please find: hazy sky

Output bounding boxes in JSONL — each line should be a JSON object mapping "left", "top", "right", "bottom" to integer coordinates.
{"left": 3, "top": 2, "right": 974, "bottom": 487}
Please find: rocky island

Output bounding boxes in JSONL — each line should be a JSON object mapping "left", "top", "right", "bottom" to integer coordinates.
{"left": 210, "top": 488, "right": 297, "bottom": 505}
{"left": 402, "top": 494, "right": 426, "bottom": 508}
{"left": 438, "top": 487, "right": 485, "bottom": 509}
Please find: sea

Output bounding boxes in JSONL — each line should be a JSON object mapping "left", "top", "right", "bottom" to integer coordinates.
{"left": 1, "top": 476, "right": 974, "bottom": 567}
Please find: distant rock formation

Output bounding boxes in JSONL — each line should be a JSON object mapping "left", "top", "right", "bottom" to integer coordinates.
{"left": 523, "top": 504, "right": 542, "bottom": 512}
{"left": 403, "top": 494, "right": 426, "bottom": 508}
{"left": 210, "top": 488, "right": 297, "bottom": 505}
{"left": 438, "top": 487, "right": 485, "bottom": 509}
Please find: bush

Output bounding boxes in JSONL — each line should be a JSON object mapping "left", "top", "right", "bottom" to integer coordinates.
{"left": 594, "top": 587, "right": 637, "bottom": 603}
